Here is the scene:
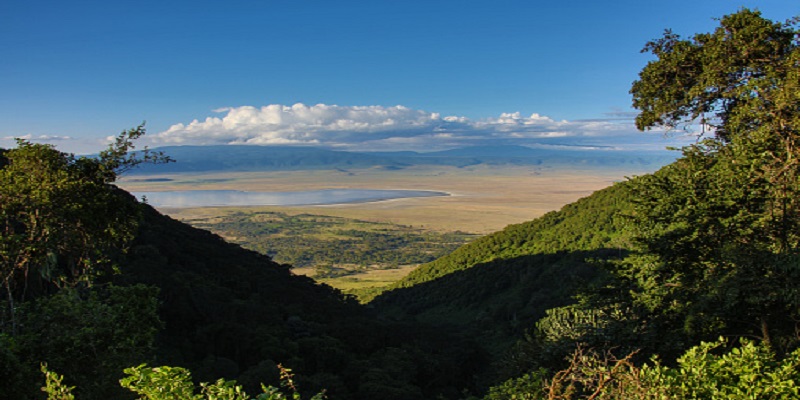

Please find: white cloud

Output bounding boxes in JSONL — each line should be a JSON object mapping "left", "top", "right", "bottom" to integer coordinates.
{"left": 153, "top": 103, "right": 693, "bottom": 151}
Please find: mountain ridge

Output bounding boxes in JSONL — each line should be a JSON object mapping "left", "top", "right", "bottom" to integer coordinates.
{"left": 130, "top": 144, "right": 677, "bottom": 174}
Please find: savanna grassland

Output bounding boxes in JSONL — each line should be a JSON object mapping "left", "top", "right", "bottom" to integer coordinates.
{"left": 119, "top": 164, "right": 641, "bottom": 234}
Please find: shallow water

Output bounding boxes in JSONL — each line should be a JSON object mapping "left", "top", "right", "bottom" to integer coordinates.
{"left": 133, "top": 189, "right": 448, "bottom": 208}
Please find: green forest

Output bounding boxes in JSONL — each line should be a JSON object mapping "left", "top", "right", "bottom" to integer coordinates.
{"left": 2, "top": 9, "right": 799, "bottom": 399}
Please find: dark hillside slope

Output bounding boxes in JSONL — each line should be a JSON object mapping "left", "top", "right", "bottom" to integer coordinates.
{"left": 371, "top": 181, "right": 635, "bottom": 352}
{"left": 114, "top": 203, "right": 355, "bottom": 382}
{"left": 112, "top": 202, "right": 484, "bottom": 399}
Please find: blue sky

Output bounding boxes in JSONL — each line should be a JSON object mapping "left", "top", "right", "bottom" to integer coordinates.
{"left": 0, "top": 1, "right": 796, "bottom": 153}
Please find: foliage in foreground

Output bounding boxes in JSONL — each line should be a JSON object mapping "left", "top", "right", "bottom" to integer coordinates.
{"left": 41, "top": 363, "right": 325, "bottom": 400}
{"left": 540, "top": 339, "right": 800, "bottom": 399}
{"left": 40, "top": 339, "right": 800, "bottom": 400}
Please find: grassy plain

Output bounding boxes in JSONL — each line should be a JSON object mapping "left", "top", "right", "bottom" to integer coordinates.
{"left": 119, "top": 165, "right": 652, "bottom": 292}
{"left": 292, "top": 265, "right": 417, "bottom": 291}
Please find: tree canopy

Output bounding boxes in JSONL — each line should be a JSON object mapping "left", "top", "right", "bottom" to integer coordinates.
{"left": 631, "top": 9, "right": 799, "bottom": 142}
{"left": 620, "top": 8, "right": 800, "bottom": 352}
{"left": 0, "top": 125, "right": 169, "bottom": 330}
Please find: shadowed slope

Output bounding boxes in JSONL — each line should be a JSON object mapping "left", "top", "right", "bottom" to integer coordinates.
{"left": 370, "top": 180, "right": 637, "bottom": 353}
{"left": 111, "top": 201, "right": 485, "bottom": 399}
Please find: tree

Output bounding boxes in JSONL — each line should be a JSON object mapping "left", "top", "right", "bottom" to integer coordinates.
{"left": 622, "top": 9, "right": 800, "bottom": 352}
{"left": 0, "top": 125, "right": 170, "bottom": 333}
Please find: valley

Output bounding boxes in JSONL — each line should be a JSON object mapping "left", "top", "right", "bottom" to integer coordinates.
{"left": 119, "top": 164, "right": 649, "bottom": 293}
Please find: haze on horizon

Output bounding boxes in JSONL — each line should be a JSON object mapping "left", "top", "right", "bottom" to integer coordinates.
{"left": 1, "top": 1, "right": 795, "bottom": 154}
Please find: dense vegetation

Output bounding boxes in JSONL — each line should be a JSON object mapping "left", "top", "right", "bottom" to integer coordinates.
{"left": 184, "top": 211, "right": 476, "bottom": 272}
{"left": 0, "top": 130, "right": 485, "bottom": 400}
{"left": 519, "top": 8, "right": 800, "bottom": 397}
{"left": 378, "top": 8, "right": 800, "bottom": 397}
{"left": 385, "top": 180, "right": 632, "bottom": 288}
{"left": 2, "top": 8, "right": 799, "bottom": 400}
{"left": 370, "top": 180, "right": 633, "bottom": 357}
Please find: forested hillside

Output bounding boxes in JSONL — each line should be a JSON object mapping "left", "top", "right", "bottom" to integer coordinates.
{"left": 370, "top": 180, "right": 635, "bottom": 355}
{"left": 113, "top": 196, "right": 486, "bottom": 399}
{"left": 380, "top": 9, "right": 800, "bottom": 398}
{"left": 0, "top": 130, "right": 485, "bottom": 400}
{"left": 386, "top": 180, "right": 633, "bottom": 287}
{"left": 487, "top": 9, "right": 800, "bottom": 397}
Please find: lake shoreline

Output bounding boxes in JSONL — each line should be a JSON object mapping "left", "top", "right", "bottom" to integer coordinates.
{"left": 119, "top": 165, "right": 643, "bottom": 234}
{"left": 133, "top": 188, "right": 450, "bottom": 208}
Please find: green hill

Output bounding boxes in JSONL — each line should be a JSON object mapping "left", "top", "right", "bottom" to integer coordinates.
{"left": 370, "top": 180, "right": 637, "bottom": 352}
{"left": 392, "top": 180, "right": 633, "bottom": 287}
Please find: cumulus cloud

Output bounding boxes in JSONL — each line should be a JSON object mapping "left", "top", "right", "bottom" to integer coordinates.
{"left": 153, "top": 103, "right": 694, "bottom": 152}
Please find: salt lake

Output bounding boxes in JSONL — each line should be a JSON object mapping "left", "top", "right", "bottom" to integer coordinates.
{"left": 133, "top": 189, "right": 449, "bottom": 208}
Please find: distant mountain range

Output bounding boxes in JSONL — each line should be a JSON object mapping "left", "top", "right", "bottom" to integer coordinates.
{"left": 130, "top": 144, "right": 678, "bottom": 174}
